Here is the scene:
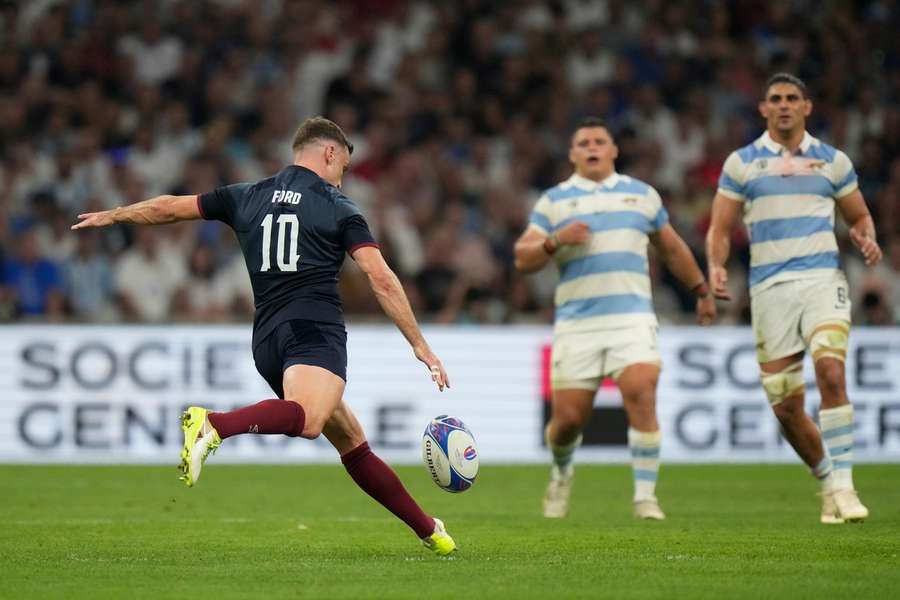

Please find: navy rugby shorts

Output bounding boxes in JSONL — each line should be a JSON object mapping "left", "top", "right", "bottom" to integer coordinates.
{"left": 253, "top": 319, "right": 348, "bottom": 398}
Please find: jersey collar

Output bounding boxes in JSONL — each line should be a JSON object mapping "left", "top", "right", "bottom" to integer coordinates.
{"left": 567, "top": 171, "right": 620, "bottom": 191}
{"left": 759, "top": 130, "right": 816, "bottom": 155}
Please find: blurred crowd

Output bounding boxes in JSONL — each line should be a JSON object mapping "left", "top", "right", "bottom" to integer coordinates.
{"left": 1, "top": 0, "right": 899, "bottom": 326}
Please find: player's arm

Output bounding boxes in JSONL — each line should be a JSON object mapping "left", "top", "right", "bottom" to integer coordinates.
{"left": 649, "top": 224, "right": 715, "bottom": 326}
{"left": 705, "top": 193, "right": 743, "bottom": 301}
{"left": 352, "top": 245, "right": 449, "bottom": 391}
{"left": 513, "top": 222, "right": 590, "bottom": 273}
{"left": 71, "top": 195, "right": 202, "bottom": 230}
{"left": 836, "top": 190, "right": 882, "bottom": 266}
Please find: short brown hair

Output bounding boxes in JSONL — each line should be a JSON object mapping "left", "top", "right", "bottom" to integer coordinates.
{"left": 571, "top": 117, "right": 613, "bottom": 144}
{"left": 291, "top": 117, "right": 354, "bottom": 154}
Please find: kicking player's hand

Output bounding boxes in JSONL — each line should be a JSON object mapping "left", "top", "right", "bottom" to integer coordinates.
{"left": 708, "top": 265, "right": 731, "bottom": 300}
{"left": 696, "top": 294, "right": 716, "bottom": 326}
{"left": 849, "top": 228, "right": 882, "bottom": 266}
{"left": 556, "top": 221, "right": 591, "bottom": 246}
{"left": 71, "top": 210, "right": 115, "bottom": 230}
{"left": 414, "top": 345, "right": 450, "bottom": 392}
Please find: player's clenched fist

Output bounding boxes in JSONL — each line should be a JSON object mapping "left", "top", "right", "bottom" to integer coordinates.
{"left": 555, "top": 221, "right": 591, "bottom": 246}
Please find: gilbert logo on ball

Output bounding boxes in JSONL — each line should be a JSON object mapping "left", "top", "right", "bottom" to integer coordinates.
{"left": 422, "top": 415, "right": 479, "bottom": 493}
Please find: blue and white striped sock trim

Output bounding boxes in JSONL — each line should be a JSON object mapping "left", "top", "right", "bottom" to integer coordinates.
{"left": 628, "top": 428, "right": 661, "bottom": 484}
{"left": 819, "top": 405, "right": 854, "bottom": 489}
{"left": 811, "top": 456, "right": 832, "bottom": 480}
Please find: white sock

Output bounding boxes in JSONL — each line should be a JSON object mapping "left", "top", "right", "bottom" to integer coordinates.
{"left": 546, "top": 425, "right": 580, "bottom": 480}
{"left": 629, "top": 427, "right": 661, "bottom": 501}
{"left": 819, "top": 405, "right": 855, "bottom": 491}
{"left": 811, "top": 453, "right": 836, "bottom": 493}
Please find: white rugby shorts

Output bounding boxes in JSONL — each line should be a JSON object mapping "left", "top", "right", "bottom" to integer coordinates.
{"left": 551, "top": 324, "right": 661, "bottom": 391}
{"left": 751, "top": 272, "right": 851, "bottom": 363}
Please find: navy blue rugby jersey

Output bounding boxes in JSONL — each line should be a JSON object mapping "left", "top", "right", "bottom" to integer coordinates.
{"left": 198, "top": 165, "right": 377, "bottom": 347}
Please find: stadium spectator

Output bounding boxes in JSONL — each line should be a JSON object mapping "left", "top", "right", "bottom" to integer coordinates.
{"left": 113, "top": 227, "right": 187, "bottom": 322}
{"left": 117, "top": 17, "right": 183, "bottom": 86}
{"left": 172, "top": 243, "right": 226, "bottom": 321}
{"left": 64, "top": 229, "right": 116, "bottom": 321}
{"left": 1, "top": 227, "right": 64, "bottom": 318}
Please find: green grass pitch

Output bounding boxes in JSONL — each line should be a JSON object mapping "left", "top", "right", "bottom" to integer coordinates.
{"left": 2, "top": 464, "right": 899, "bottom": 599}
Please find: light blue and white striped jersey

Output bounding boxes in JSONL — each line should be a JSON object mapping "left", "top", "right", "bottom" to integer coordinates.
{"left": 718, "top": 131, "right": 858, "bottom": 294}
{"left": 528, "top": 172, "right": 668, "bottom": 333}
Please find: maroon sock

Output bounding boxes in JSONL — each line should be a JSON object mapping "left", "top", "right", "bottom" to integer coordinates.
{"left": 341, "top": 442, "right": 435, "bottom": 538}
{"left": 207, "top": 399, "right": 306, "bottom": 440}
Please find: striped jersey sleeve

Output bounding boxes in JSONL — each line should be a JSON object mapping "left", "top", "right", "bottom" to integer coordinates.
{"left": 528, "top": 194, "right": 553, "bottom": 234}
{"left": 831, "top": 150, "right": 858, "bottom": 198}
{"left": 647, "top": 187, "right": 669, "bottom": 232}
{"left": 717, "top": 152, "right": 747, "bottom": 201}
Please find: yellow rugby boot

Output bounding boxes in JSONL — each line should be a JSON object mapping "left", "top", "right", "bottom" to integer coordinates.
{"left": 178, "top": 407, "right": 221, "bottom": 487}
{"left": 422, "top": 518, "right": 457, "bottom": 556}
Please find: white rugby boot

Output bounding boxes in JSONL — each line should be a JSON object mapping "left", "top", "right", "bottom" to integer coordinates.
{"left": 831, "top": 489, "right": 869, "bottom": 523}
{"left": 543, "top": 465, "right": 573, "bottom": 518}
{"left": 820, "top": 492, "right": 844, "bottom": 524}
{"left": 633, "top": 496, "right": 666, "bottom": 520}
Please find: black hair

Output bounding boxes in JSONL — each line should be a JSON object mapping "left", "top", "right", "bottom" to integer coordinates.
{"left": 764, "top": 73, "right": 808, "bottom": 99}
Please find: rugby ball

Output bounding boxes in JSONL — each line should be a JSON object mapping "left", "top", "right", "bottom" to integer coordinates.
{"left": 422, "top": 415, "right": 478, "bottom": 493}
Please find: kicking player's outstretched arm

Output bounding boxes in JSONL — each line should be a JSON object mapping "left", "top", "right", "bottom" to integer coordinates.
{"left": 513, "top": 221, "right": 590, "bottom": 273}
{"left": 705, "top": 193, "right": 743, "bottom": 301}
{"left": 650, "top": 224, "right": 716, "bottom": 326}
{"left": 836, "top": 190, "right": 882, "bottom": 266}
{"left": 71, "top": 195, "right": 202, "bottom": 230}
{"left": 352, "top": 245, "right": 449, "bottom": 391}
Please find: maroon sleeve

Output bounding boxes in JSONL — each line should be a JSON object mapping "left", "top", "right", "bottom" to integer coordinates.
{"left": 195, "top": 194, "right": 206, "bottom": 219}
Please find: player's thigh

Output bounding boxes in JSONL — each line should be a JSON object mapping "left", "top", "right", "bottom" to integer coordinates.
{"left": 616, "top": 362, "right": 660, "bottom": 406}
{"left": 751, "top": 282, "right": 804, "bottom": 363}
{"left": 605, "top": 324, "right": 661, "bottom": 384}
{"left": 550, "top": 388, "right": 596, "bottom": 429}
{"left": 283, "top": 364, "right": 346, "bottom": 438}
{"left": 322, "top": 399, "right": 367, "bottom": 455}
{"left": 551, "top": 329, "right": 604, "bottom": 392}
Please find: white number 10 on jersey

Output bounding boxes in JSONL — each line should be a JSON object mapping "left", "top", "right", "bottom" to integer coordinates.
{"left": 260, "top": 213, "right": 300, "bottom": 272}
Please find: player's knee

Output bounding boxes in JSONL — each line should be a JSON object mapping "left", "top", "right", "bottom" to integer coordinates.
{"left": 552, "top": 405, "right": 586, "bottom": 434}
{"left": 771, "top": 397, "right": 803, "bottom": 423}
{"left": 761, "top": 361, "right": 804, "bottom": 408}
{"left": 301, "top": 417, "right": 326, "bottom": 440}
{"left": 622, "top": 384, "right": 655, "bottom": 409}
